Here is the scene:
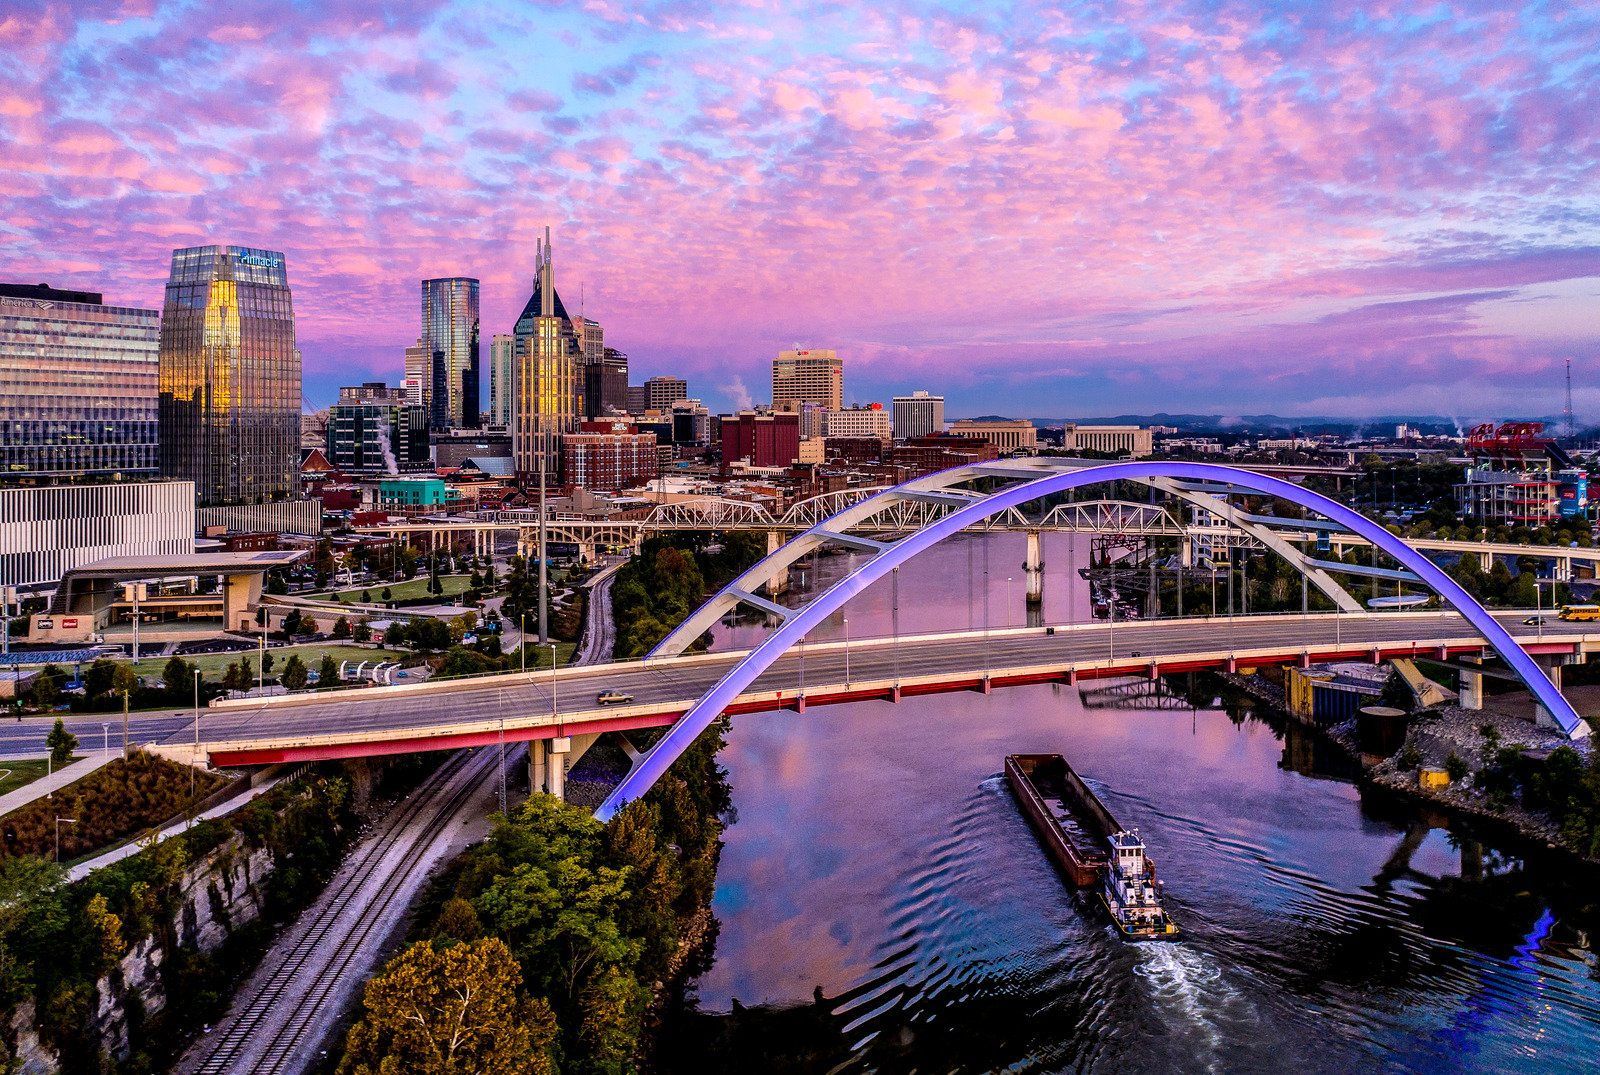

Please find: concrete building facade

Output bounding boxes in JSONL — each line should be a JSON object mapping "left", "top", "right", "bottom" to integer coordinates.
{"left": 892, "top": 391, "right": 944, "bottom": 441}
{"left": 822, "top": 404, "right": 891, "bottom": 442}
{"left": 772, "top": 349, "right": 843, "bottom": 412}
{"left": 1064, "top": 424, "right": 1154, "bottom": 458}
{"left": 949, "top": 418, "right": 1038, "bottom": 453}
{"left": 0, "top": 480, "right": 194, "bottom": 592}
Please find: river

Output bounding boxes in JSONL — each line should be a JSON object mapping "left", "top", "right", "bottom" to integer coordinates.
{"left": 659, "top": 533, "right": 1600, "bottom": 1073}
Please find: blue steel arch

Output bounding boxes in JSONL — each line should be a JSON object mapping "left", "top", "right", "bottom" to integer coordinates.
{"left": 596, "top": 461, "right": 1587, "bottom": 820}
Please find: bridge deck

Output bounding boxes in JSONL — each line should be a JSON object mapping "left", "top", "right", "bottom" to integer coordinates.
{"left": 166, "top": 611, "right": 1600, "bottom": 767}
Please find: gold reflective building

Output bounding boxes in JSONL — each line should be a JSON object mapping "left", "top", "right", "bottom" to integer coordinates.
{"left": 512, "top": 228, "right": 581, "bottom": 482}
{"left": 158, "top": 246, "right": 300, "bottom": 506}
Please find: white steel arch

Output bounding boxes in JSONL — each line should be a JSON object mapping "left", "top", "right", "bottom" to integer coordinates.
{"left": 597, "top": 459, "right": 1589, "bottom": 820}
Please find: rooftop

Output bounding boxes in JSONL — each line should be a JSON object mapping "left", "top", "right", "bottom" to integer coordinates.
{"left": 65, "top": 551, "right": 306, "bottom": 577}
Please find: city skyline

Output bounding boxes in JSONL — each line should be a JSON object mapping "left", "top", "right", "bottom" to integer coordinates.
{"left": 2, "top": 2, "right": 1597, "bottom": 418}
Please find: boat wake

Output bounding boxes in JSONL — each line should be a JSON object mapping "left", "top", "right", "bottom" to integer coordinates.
{"left": 1132, "top": 942, "right": 1253, "bottom": 1072}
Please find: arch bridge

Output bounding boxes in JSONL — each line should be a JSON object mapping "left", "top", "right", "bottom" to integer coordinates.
{"left": 596, "top": 458, "right": 1592, "bottom": 820}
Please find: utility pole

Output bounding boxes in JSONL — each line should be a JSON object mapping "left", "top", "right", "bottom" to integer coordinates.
{"left": 538, "top": 449, "right": 549, "bottom": 645}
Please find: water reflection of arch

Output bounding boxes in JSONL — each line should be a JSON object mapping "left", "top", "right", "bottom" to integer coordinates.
{"left": 597, "top": 459, "right": 1590, "bottom": 821}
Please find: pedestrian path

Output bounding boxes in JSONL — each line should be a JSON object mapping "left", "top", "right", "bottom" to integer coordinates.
{"left": 0, "top": 751, "right": 117, "bottom": 818}
{"left": 65, "top": 770, "right": 297, "bottom": 882}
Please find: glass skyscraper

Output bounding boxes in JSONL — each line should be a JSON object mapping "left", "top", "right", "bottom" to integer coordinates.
{"left": 421, "top": 277, "right": 480, "bottom": 429}
{"left": 0, "top": 283, "right": 160, "bottom": 483}
{"left": 158, "top": 245, "right": 300, "bottom": 506}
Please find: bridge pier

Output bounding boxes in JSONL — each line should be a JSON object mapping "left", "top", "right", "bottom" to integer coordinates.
{"left": 529, "top": 736, "right": 572, "bottom": 799}
{"left": 765, "top": 530, "right": 789, "bottom": 596}
{"left": 1024, "top": 529, "right": 1044, "bottom": 605}
{"left": 1534, "top": 654, "right": 1581, "bottom": 730}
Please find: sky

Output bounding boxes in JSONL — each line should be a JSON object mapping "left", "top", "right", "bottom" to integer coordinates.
{"left": 2, "top": 0, "right": 1597, "bottom": 420}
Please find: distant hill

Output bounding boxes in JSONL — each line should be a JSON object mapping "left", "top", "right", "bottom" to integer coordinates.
{"left": 1020, "top": 413, "right": 1564, "bottom": 436}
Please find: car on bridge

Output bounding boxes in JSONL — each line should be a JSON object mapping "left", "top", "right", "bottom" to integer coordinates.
{"left": 596, "top": 689, "right": 633, "bottom": 706}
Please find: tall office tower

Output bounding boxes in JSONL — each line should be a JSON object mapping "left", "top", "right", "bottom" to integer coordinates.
{"left": 892, "top": 390, "right": 945, "bottom": 440}
{"left": 512, "top": 228, "right": 580, "bottom": 482}
{"left": 573, "top": 316, "right": 603, "bottom": 419}
{"left": 402, "top": 338, "right": 429, "bottom": 413}
{"left": 585, "top": 346, "right": 629, "bottom": 418}
{"left": 625, "top": 384, "right": 649, "bottom": 414}
{"left": 0, "top": 282, "right": 160, "bottom": 484}
{"left": 421, "top": 277, "right": 481, "bottom": 429}
{"left": 158, "top": 246, "right": 300, "bottom": 506}
{"left": 488, "top": 334, "right": 515, "bottom": 428}
{"left": 644, "top": 375, "right": 688, "bottom": 412}
{"left": 772, "top": 348, "right": 843, "bottom": 412}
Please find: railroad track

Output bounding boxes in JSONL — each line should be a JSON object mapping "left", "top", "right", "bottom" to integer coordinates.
{"left": 191, "top": 746, "right": 502, "bottom": 1074}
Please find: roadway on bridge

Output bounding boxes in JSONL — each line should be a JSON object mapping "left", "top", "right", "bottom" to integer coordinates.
{"left": 178, "top": 611, "right": 1600, "bottom": 764}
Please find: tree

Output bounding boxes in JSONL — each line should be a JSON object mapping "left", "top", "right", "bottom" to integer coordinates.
{"left": 47, "top": 718, "right": 77, "bottom": 767}
{"left": 261, "top": 649, "right": 276, "bottom": 675}
{"left": 281, "top": 655, "right": 309, "bottom": 690}
{"left": 318, "top": 655, "right": 340, "bottom": 689}
{"left": 337, "top": 938, "right": 555, "bottom": 1075}
{"left": 382, "top": 586, "right": 393, "bottom": 602}
{"left": 83, "top": 893, "right": 126, "bottom": 974}
{"left": 162, "top": 655, "right": 193, "bottom": 701}
{"left": 110, "top": 663, "right": 139, "bottom": 698}
{"left": 83, "top": 659, "right": 117, "bottom": 699}
{"left": 332, "top": 617, "right": 352, "bottom": 640}
{"left": 353, "top": 619, "right": 373, "bottom": 643}
{"left": 30, "top": 666, "right": 63, "bottom": 710}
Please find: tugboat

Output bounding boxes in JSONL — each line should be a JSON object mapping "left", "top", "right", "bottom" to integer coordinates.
{"left": 1100, "top": 830, "right": 1179, "bottom": 940}
{"left": 1006, "top": 754, "right": 1180, "bottom": 941}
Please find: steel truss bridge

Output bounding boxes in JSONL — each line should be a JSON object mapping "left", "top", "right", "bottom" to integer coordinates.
{"left": 364, "top": 482, "right": 1600, "bottom": 583}
{"left": 172, "top": 461, "right": 1594, "bottom": 814}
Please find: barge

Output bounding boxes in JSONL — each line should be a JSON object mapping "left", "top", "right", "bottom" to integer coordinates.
{"left": 1005, "top": 753, "right": 1180, "bottom": 940}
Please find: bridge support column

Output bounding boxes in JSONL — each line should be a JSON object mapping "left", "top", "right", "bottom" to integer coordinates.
{"left": 578, "top": 540, "right": 597, "bottom": 567}
{"left": 547, "top": 736, "right": 572, "bottom": 799}
{"left": 765, "top": 530, "right": 789, "bottom": 596}
{"left": 1024, "top": 529, "right": 1044, "bottom": 605}
{"left": 345, "top": 758, "right": 377, "bottom": 813}
{"left": 1458, "top": 666, "right": 1483, "bottom": 710}
{"left": 529, "top": 739, "right": 548, "bottom": 796}
{"left": 1533, "top": 655, "right": 1578, "bottom": 730}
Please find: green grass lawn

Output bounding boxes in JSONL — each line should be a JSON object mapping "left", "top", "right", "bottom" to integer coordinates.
{"left": 132, "top": 643, "right": 409, "bottom": 679}
{"left": 513, "top": 640, "right": 577, "bottom": 670}
{"left": 307, "top": 574, "right": 476, "bottom": 604}
{"left": 0, "top": 756, "right": 75, "bottom": 797}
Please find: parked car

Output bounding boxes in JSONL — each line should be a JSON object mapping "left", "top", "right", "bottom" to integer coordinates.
{"left": 596, "top": 689, "right": 633, "bottom": 706}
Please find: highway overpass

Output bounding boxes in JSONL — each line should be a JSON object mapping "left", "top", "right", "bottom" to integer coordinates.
{"left": 163, "top": 610, "right": 1600, "bottom": 770}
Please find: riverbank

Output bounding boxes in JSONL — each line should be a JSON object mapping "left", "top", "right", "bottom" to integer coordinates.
{"left": 1224, "top": 668, "right": 1600, "bottom": 871}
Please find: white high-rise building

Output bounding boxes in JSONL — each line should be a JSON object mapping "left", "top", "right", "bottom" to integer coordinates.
{"left": 488, "top": 334, "right": 515, "bottom": 428}
{"left": 892, "top": 391, "right": 945, "bottom": 440}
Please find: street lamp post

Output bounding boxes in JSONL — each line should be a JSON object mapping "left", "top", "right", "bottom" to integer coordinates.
{"left": 54, "top": 817, "right": 77, "bottom": 863}
{"left": 100, "top": 723, "right": 109, "bottom": 758}
{"left": 842, "top": 616, "right": 851, "bottom": 688}
{"left": 547, "top": 642, "right": 558, "bottom": 722}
